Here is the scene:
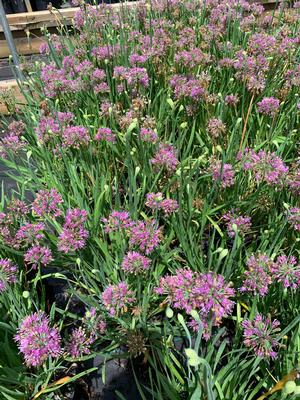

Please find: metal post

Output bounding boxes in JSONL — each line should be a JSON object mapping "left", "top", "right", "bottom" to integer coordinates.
{"left": 0, "top": 0, "right": 24, "bottom": 80}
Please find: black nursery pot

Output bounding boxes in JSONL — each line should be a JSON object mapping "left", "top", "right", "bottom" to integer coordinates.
{"left": 3, "top": 0, "right": 27, "bottom": 13}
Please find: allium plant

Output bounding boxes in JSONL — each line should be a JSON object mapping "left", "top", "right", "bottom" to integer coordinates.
{"left": 15, "top": 311, "right": 61, "bottom": 367}
{"left": 242, "top": 314, "right": 281, "bottom": 358}
{"left": 0, "top": 0, "right": 299, "bottom": 398}
{"left": 0, "top": 259, "right": 17, "bottom": 292}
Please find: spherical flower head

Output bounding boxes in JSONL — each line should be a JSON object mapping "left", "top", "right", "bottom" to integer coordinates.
{"left": 240, "top": 254, "right": 275, "bottom": 296}
{"left": 242, "top": 314, "right": 281, "bottom": 358}
{"left": 7, "top": 199, "right": 29, "bottom": 216}
{"left": 140, "top": 128, "right": 158, "bottom": 143}
{"left": 15, "top": 223, "right": 45, "bottom": 248}
{"left": 32, "top": 188, "right": 63, "bottom": 218}
{"left": 223, "top": 210, "right": 251, "bottom": 238}
{"left": 225, "top": 94, "right": 239, "bottom": 106}
{"left": 273, "top": 255, "right": 300, "bottom": 289}
{"left": 128, "top": 220, "right": 161, "bottom": 254}
{"left": 160, "top": 199, "right": 179, "bottom": 215}
{"left": 95, "top": 128, "right": 116, "bottom": 144}
{"left": 121, "top": 251, "right": 151, "bottom": 274}
{"left": 102, "top": 282, "right": 136, "bottom": 316}
{"left": 15, "top": 311, "right": 61, "bottom": 367}
{"left": 207, "top": 118, "right": 226, "bottom": 139}
{"left": 151, "top": 143, "right": 179, "bottom": 173}
{"left": 287, "top": 207, "right": 300, "bottom": 231}
{"left": 0, "top": 259, "right": 17, "bottom": 292}
{"left": 66, "top": 327, "right": 91, "bottom": 358}
{"left": 156, "top": 269, "right": 235, "bottom": 338}
{"left": 211, "top": 161, "right": 235, "bottom": 188}
{"left": 145, "top": 192, "right": 164, "bottom": 211}
{"left": 239, "top": 148, "right": 288, "bottom": 186}
{"left": 24, "top": 245, "right": 53, "bottom": 269}
{"left": 62, "top": 126, "right": 90, "bottom": 148}
{"left": 257, "top": 97, "right": 280, "bottom": 116}
{"left": 58, "top": 208, "right": 89, "bottom": 253}
{"left": 102, "top": 211, "right": 133, "bottom": 233}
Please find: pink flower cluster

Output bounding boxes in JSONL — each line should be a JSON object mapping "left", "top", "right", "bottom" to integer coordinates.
{"left": 241, "top": 253, "right": 300, "bottom": 296}
{"left": 223, "top": 211, "right": 252, "bottom": 238}
{"left": 121, "top": 251, "right": 151, "bottom": 274}
{"left": 156, "top": 269, "right": 235, "bottom": 339}
{"left": 151, "top": 143, "right": 179, "bottom": 173}
{"left": 210, "top": 161, "right": 235, "bottom": 188}
{"left": 238, "top": 148, "right": 288, "bottom": 185}
{"left": 287, "top": 207, "right": 300, "bottom": 231}
{"left": 95, "top": 127, "right": 116, "bottom": 144}
{"left": 15, "top": 311, "right": 62, "bottom": 367}
{"left": 24, "top": 245, "right": 53, "bottom": 269}
{"left": 0, "top": 259, "right": 17, "bottom": 292}
{"left": 32, "top": 188, "right": 63, "bottom": 218}
{"left": 242, "top": 314, "right": 281, "bottom": 358}
{"left": 58, "top": 209, "right": 89, "bottom": 253}
{"left": 240, "top": 254, "right": 274, "bottom": 296}
{"left": 257, "top": 97, "right": 280, "bottom": 116}
{"left": 145, "top": 192, "right": 179, "bottom": 215}
{"left": 66, "top": 308, "right": 106, "bottom": 358}
{"left": 62, "top": 126, "right": 90, "bottom": 148}
{"left": 102, "top": 282, "right": 136, "bottom": 316}
{"left": 102, "top": 211, "right": 133, "bottom": 233}
{"left": 128, "top": 220, "right": 161, "bottom": 254}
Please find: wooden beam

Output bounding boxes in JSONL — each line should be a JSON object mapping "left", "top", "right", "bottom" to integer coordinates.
{"left": 0, "top": 79, "right": 25, "bottom": 114}
{"left": 0, "top": 36, "right": 46, "bottom": 58}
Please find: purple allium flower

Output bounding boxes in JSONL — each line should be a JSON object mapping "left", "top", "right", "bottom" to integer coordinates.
{"left": 156, "top": 269, "right": 235, "bottom": 339}
{"left": 242, "top": 314, "right": 281, "bottom": 359}
{"left": 102, "top": 211, "right": 133, "bottom": 234}
{"left": 95, "top": 128, "right": 116, "bottom": 144}
{"left": 24, "top": 245, "right": 53, "bottom": 269}
{"left": 169, "top": 74, "right": 207, "bottom": 102}
{"left": 238, "top": 148, "right": 288, "bottom": 186}
{"left": 151, "top": 143, "right": 178, "bottom": 173}
{"left": 102, "top": 282, "right": 136, "bottom": 316}
{"left": 58, "top": 209, "right": 89, "bottom": 253}
{"left": 207, "top": 118, "right": 226, "bottom": 139}
{"left": 145, "top": 192, "right": 164, "bottom": 211}
{"left": 113, "top": 66, "right": 149, "bottom": 88}
{"left": 210, "top": 161, "right": 235, "bottom": 188}
{"left": 0, "top": 259, "right": 17, "bottom": 292}
{"left": 0, "top": 122, "right": 27, "bottom": 158}
{"left": 15, "top": 311, "right": 61, "bottom": 367}
{"left": 174, "top": 48, "right": 210, "bottom": 68}
{"left": 160, "top": 199, "right": 179, "bottom": 215}
{"left": 66, "top": 327, "right": 91, "bottom": 358}
{"left": 92, "top": 68, "right": 106, "bottom": 81}
{"left": 128, "top": 220, "right": 161, "bottom": 254}
{"left": 257, "top": 97, "right": 280, "bottom": 116}
{"left": 62, "top": 126, "right": 90, "bottom": 148}
{"left": 32, "top": 188, "right": 63, "bottom": 218}
{"left": 224, "top": 94, "right": 239, "bottom": 106}
{"left": 15, "top": 223, "right": 45, "bottom": 247}
{"left": 248, "top": 33, "right": 276, "bottom": 55}
{"left": 62, "top": 124, "right": 89, "bottom": 147}
{"left": 287, "top": 166, "right": 300, "bottom": 195}
{"left": 140, "top": 128, "right": 158, "bottom": 143}
{"left": 7, "top": 199, "right": 29, "bottom": 216}
{"left": 223, "top": 210, "right": 251, "bottom": 238}
{"left": 240, "top": 254, "right": 275, "bottom": 296}
{"left": 287, "top": 207, "right": 300, "bottom": 231}
{"left": 35, "top": 116, "right": 61, "bottom": 144}
{"left": 272, "top": 255, "right": 300, "bottom": 289}
{"left": 121, "top": 251, "right": 151, "bottom": 274}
